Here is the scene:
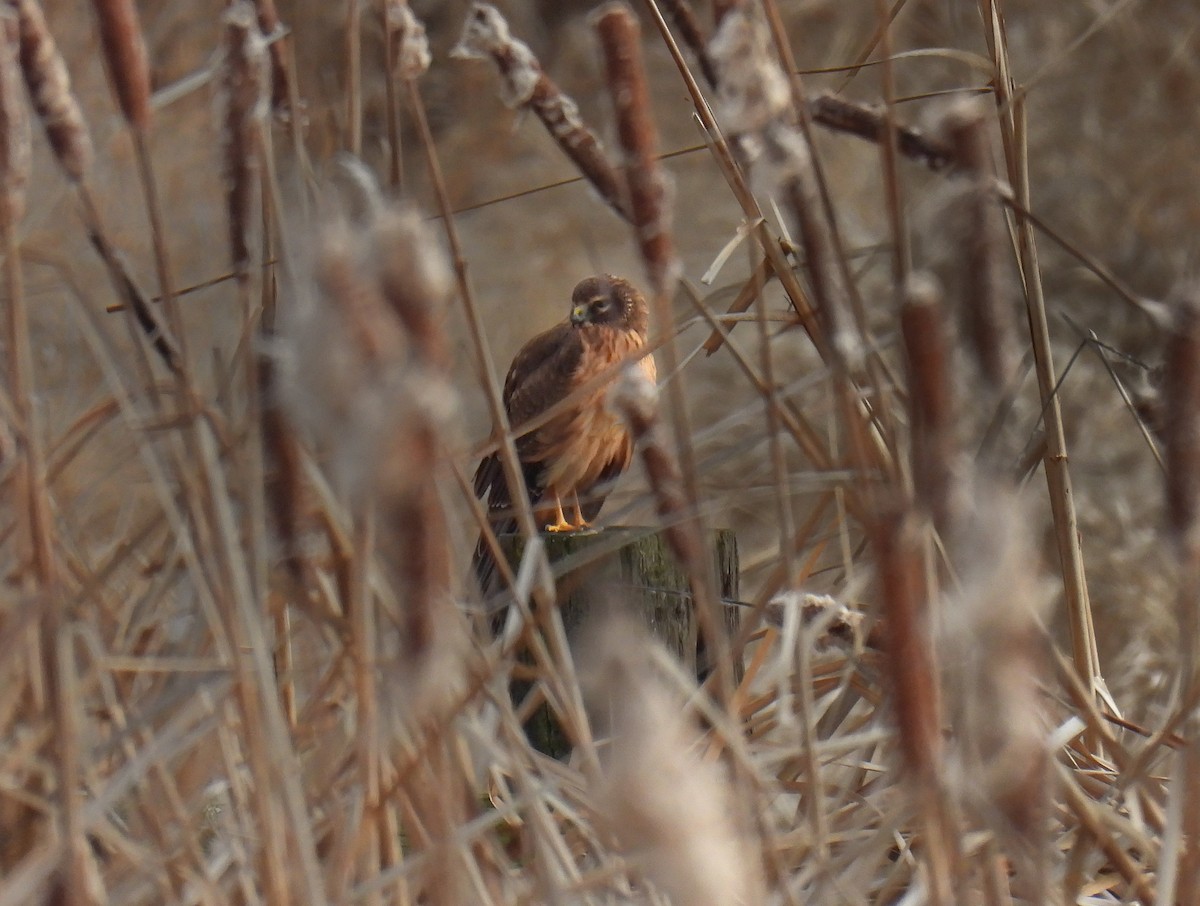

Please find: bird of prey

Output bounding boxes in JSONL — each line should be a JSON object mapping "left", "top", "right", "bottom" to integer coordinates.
{"left": 473, "top": 274, "right": 656, "bottom": 593}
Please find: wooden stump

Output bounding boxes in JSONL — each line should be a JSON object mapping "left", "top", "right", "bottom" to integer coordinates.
{"left": 498, "top": 527, "right": 739, "bottom": 755}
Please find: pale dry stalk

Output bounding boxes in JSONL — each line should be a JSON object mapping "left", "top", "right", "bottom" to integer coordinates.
{"left": 454, "top": 3, "right": 631, "bottom": 222}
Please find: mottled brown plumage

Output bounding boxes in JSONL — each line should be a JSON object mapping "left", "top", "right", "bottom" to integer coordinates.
{"left": 473, "top": 274, "right": 656, "bottom": 595}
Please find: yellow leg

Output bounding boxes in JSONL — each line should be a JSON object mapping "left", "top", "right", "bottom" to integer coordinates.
{"left": 545, "top": 494, "right": 573, "bottom": 532}
{"left": 570, "top": 494, "right": 592, "bottom": 530}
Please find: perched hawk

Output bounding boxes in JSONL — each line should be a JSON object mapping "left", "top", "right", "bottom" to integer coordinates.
{"left": 473, "top": 274, "right": 656, "bottom": 593}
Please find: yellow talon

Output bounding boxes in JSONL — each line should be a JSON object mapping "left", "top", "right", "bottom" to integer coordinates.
{"left": 545, "top": 495, "right": 574, "bottom": 532}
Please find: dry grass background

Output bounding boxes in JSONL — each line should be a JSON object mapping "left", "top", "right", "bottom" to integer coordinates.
{"left": 1, "top": 0, "right": 1198, "bottom": 903}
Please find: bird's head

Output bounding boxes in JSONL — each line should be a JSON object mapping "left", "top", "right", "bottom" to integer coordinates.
{"left": 568, "top": 275, "right": 649, "bottom": 334}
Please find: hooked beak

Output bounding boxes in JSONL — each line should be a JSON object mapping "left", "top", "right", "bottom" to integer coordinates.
{"left": 570, "top": 304, "right": 588, "bottom": 326}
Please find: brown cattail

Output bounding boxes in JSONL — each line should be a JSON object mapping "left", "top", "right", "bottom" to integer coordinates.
{"left": 453, "top": 3, "right": 630, "bottom": 221}
{"left": 90, "top": 0, "right": 151, "bottom": 131}
{"left": 1164, "top": 286, "right": 1200, "bottom": 552}
{"left": 371, "top": 205, "right": 451, "bottom": 369}
{"left": 0, "top": 13, "right": 29, "bottom": 224}
{"left": 901, "top": 272, "right": 957, "bottom": 530}
{"left": 595, "top": 3, "right": 676, "bottom": 296}
{"left": 941, "top": 97, "right": 1017, "bottom": 393}
{"left": 810, "top": 93, "right": 953, "bottom": 171}
{"left": 874, "top": 505, "right": 956, "bottom": 902}
{"left": 13, "top": 0, "right": 92, "bottom": 182}
{"left": 660, "top": 0, "right": 718, "bottom": 89}
{"left": 611, "top": 367, "right": 707, "bottom": 594}
{"left": 220, "top": 3, "right": 268, "bottom": 279}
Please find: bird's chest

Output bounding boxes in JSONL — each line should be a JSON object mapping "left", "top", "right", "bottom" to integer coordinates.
{"left": 537, "top": 331, "right": 653, "bottom": 492}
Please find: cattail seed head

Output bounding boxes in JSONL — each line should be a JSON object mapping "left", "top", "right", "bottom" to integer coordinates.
{"left": 1164, "top": 285, "right": 1200, "bottom": 553}
{"left": 596, "top": 3, "right": 677, "bottom": 295}
{"left": 90, "top": 0, "right": 151, "bottom": 131}
{"left": 220, "top": 3, "right": 268, "bottom": 278}
{"left": 385, "top": 1, "right": 430, "bottom": 81}
{"left": 13, "top": 0, "right": 92, "bottom": 182}
{"left": 0, "top": 13, "right": 30, "bottom": 224}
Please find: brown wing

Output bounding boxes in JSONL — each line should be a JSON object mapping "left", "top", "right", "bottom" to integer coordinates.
{"left": 472, "top": 322, "right": 585, "bottom": 597}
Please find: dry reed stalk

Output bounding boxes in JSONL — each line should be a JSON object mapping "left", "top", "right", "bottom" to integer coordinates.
{"left": 12, "top": 0, "right": 91, "bottom": 183}
{"left": 979, "top": 5, "right": 1100, "bottom": 704}
{"left": 900, "top": 273, "right": 957, "bottom": 530}
{"left": 582, "top": 616, "right": 763, "bottom": 905}
{"left": 220, "top": 3, "right": 268, "bottom": 285}
{"left": 941, "top": 98, "right": 1016, "bottom": 395}
{"left": 454, "top": 3, "right": 630, "bottom": 222}
{"left": 873, "top": 508, "right": 957, "bottom": 906}
{"left": 1162, "top": 286, "right": 1200, "bottom": 903}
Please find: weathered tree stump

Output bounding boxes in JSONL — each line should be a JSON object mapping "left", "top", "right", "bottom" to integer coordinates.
{"left": 498, "top": 527, "right": 739, "bottom": 755}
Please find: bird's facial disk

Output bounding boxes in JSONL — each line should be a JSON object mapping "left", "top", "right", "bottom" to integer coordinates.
{"left": 571, "top": 293, "right": 618, "bottom": 327}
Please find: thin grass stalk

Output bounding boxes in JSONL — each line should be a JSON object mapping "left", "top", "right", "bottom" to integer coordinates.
{"left": 1012, "top": 119, "right": 1099, "bottom": 698}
